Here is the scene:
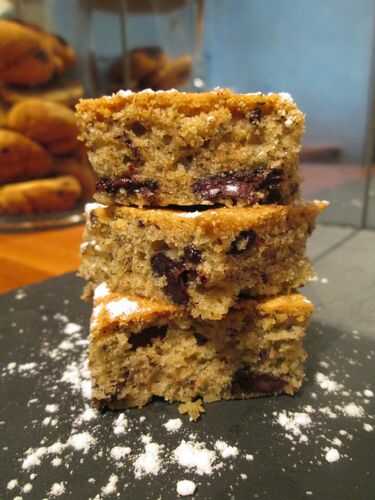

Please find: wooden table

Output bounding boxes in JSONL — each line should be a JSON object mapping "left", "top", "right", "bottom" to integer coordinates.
{"left": 0, "top": 225, "right": 84, "bottom": 294}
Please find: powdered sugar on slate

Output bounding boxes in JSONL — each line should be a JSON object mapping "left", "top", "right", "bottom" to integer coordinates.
{"left": 2, "top": 287, "right": 375, "bottom": 499}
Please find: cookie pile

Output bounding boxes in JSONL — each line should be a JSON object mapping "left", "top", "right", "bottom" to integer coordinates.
{"left": 0, "top": 20, "right": 93, "bottom": 215}
{"left": 110, "top": 46, "right": 192, "bottom": 92}
{"left": 77, "top": 88, "right": 327, "bottom": 419}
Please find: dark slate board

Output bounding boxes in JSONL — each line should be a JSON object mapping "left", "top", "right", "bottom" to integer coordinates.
{"left": 1, "top": 273, "right": 374, "bottom": 500}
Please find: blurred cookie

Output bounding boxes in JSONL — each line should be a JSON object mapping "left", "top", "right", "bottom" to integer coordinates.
{"left": 0, "top": 100, "right": 8, "bottom": 127}
{"left": 130, "top": 46, "right": 167, "bottom": 83}
{"left": 53, "top": 155, "right": 96, "bottom": 199}
{"left": 0, "top": 20, "right": 58, "bottom": 86}
{"left": 147, "top": 54, "right": 192, "bottom": 90}
{"left": 0, "top": 20, "right": 76, "bottom": 87}
{"left": 0, "top": 80, "right": 84, "bottom": 108}
{"left": 8, "top": 99, "right": 79, "bottom": 155}
{"left": 0, "top": 129, "right": 53, "bottom": 184}
{"left": 110, "top": 46, "right": 167, "bottom": 88}
{"left": 35, "top": 29, "right": 76, "bottom": 71}
{"left": 0, "top": 175, "right": 82, "bottom": 215}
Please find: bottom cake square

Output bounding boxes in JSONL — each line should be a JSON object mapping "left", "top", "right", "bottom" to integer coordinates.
{"left": 89, "top": 283, "right": 313, "bottom": 420}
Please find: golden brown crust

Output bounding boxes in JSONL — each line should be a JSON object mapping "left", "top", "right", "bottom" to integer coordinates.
{"left": 7, "top": 99, "right": 80, "bottom": 155}
{"left": 77, "top": 88, "right": 302, "bottom": 121}
{"left": 91, "top": 285, "right": 313, "bottom": 338}
{"left": 0, "top": 129, "right": 53, "bottom": 184}
{"left": 0, "top": 175, "right": 81, "bottom": 215}
{"left": 97, "top": 201, "right": 327, "bottom": 237}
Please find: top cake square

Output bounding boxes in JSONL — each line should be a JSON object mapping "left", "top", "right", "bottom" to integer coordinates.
{"left": 76, "top": 88, "right": 304, "bottom": 208}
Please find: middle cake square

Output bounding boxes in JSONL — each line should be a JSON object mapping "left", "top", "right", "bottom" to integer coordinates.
{"left": 80, "top": 201, "right": 326, "bottom": 320}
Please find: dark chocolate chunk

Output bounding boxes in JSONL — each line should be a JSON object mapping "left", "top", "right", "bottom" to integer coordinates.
{"left": 151, "top": 253, "right": 189, "bottom": 305}
{"left": 179, "top": 154, "right": 194, "bottom": 169}
{"left": 151, "top": 250, "right": 202, "bottom": 305}
{"left": 228, "top": 229, "right": 257, "bottom": 255}
{"left": 192, "top": 167, "right": 284, "bottom": 205}
{"left": 183, "top": 245, "right": 202, "bottom": 264}
{"left": 33, "top": 49, "right": 49, "bottom": 62}
{"left": 119, "top": 135, "right": 143, "bottom": 164}
{"left": 129, "top": 325, "right": 167, "bottom": 350}
{"left": 249, "top": 107, "right": 262, "bottom": 124}
{"left": 232, "top": 369, "right": 286, "bottom": 394}
{"left": 194, "top": 333, "right": 208, "bottom": 345}
{"left": 96, "top": 177, "right": 158, "bottom": 200}
{"left": 131, "top": 122, "right": 147, "bottom": 136}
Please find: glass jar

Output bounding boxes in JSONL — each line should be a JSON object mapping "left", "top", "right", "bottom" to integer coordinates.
{"left": 82, "top": 0, "right": 206, "bottom": 95}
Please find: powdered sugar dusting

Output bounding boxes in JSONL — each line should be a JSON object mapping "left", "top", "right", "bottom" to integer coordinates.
{"left": 176, "top": 211, "right": 202, "bottom": 218}
{"left": 106, "top": 297, "right": 139, "bottom": 319}
{"left": 173, "top": 440, "right": 217, "bottom": 476}
{"left": 176, "top": 479, "right": 196, "bottom": 496}
{"left": 94, "top": 282, "right": 110, "bottom": 300}
{"left": 49, "top": 482, "right": 65, "bottom": 496}
{"left": 101, "top": 474, "right": 119, "bottom": 496}
{"left": 3, "top": 279, "right": 375, "bottom": 498}
{"left": 325, "top": 448, "right": 340, "bottom": 463}
{"left": 84, "top": 202, "right": 106, "bottom": 215}
{"left": 164, "top": 418, "right": 183, "bottom": 433}
{"left": 134, "top": 438, "right": 162, "bottom": 478}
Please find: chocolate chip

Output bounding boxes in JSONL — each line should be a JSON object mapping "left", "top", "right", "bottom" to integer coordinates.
{"left": 96, "top": 177, "right": 158, "bottom": 200}
{"left": 249, "top": 107, "right": 262, "bottom": 124}
{"left": 150, "top": 250, "right": 202, "bottom": 305}
{"left": 192, "top": 167, "right": 284, "bottom": 205}
{"left": 151, "top": 253, "right": 189, "bottom": 304}
{"left": 129, "top": 325, "right": 167, "bottom": 350}
{"left": 231, "top": 369, "right": 286, "bottom": 395}
{"left": 228, "top": 230, "right": 257, "bottom": 255}
{"left": 194, "top": 333, "right": 207, "bottom": 345}
{"left": 131, "top": 122, "right": 147, "bottom": 136}
{"left": 120, "top": 135, "right": 142, "bottom": 164}
{"left": 33, "top": 49, "right": 49, "bottom": 62}
{"left": 179, "top": 154, "right": 194, "bottom": 169}
{"left": 183, "top": 245, "right": 202, "bottom": 264}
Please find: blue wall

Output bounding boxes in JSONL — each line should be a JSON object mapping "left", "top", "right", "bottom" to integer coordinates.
{"left": 204, "top": 0, "right": 375, "bottom": 161}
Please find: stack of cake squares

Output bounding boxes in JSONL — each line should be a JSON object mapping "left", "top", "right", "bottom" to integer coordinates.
{"left": 77, "top": 88, "right": 327, "bottom": 420}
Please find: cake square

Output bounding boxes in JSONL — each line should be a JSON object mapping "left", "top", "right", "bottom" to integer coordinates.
{"left": 80, "top": 201, "right": 326, "bottom": 320}
{"left": 89, "top": 283, "right": 313, "bottom": 420}
{"left": 76, "top": 88, "right": 304, "bottom": 207}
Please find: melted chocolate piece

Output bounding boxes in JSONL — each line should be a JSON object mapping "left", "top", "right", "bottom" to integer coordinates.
{"left": 228, "top": 230, "right": 257, "bottom": 255}
{"left": 131, "top": 122, "right": 147, "bottom": 136}
{"left": 183, "top": 245, "right": 202, "bottom": 264}
{"left": 232, "top": 368, "right": 286, "bottom": 394}
{"left": 150, "top": 248, "right": 202, "bottom": 305}
{"left": 96, "top": 177, "right": 158, "bottom": 200}
{"left": 129, "top": 325, "right": 167, "bottom": 350}
{"left": 194, "top": 333, "right": 208, "bottom": 345}
{"left": 34, "top": 49, "right": 49, "bottom": 62}
{"left": 151, "top": 253, "right": 189, "bottom": 304}
{"left": 122, "top": 136, "right": 143, "bottom": 164}
{"left": 192, "top": 167, "right": 284, "bottom": 204}
{"left": 249, "top": 107, "right": 262, "bottom": 124}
